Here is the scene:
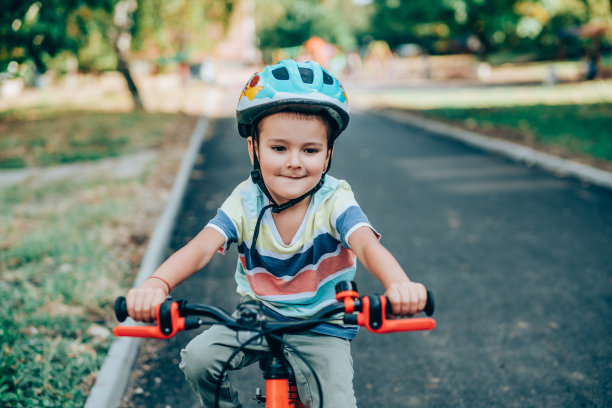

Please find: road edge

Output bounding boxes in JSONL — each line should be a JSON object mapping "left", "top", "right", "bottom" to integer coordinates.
{"left": 370, "top": 108, "right": 612, "bottom": 191}
{"left": 84, "top": 115, "right": 209, "bottom": 408}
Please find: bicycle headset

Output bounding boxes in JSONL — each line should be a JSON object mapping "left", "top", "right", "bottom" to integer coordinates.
{"left": 236, "top": 59, "right": 350, "bottom": 255}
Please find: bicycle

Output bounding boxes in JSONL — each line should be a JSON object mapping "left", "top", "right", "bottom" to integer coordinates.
{"left": 113, "top": 281, "right": 436, "bottom": 408}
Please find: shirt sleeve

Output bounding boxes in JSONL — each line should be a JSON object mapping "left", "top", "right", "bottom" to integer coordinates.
{"left": 329, "top": 181, "right": 380, "bottom": 248}
{"left": 206, "top": 209, "right": 238, "bottom": 254}
{"left": 205, "top": 182, "right": 247, "bottom": 254}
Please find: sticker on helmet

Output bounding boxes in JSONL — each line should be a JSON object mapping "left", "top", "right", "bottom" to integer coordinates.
{"left": 239, "top": 74, "right": 264, "bottom": 101}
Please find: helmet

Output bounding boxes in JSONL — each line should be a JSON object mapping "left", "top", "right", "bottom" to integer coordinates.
{"left": 236, "top": 59, "right": 349, "bottom": 139}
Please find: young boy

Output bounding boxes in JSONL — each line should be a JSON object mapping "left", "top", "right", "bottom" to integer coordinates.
{"left": 125, "top": 59, "right": 428, "bottom": 407}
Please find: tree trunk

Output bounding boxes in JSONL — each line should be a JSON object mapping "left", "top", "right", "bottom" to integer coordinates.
{"left": 110, "top": 0, "right": 143, "bottom": 111}
{"left": 115, "top": 44, "right": 144, "bottom": 110}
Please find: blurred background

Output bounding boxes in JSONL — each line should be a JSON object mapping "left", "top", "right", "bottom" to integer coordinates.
{"left": 1, "top": 1, "right": 611, "bottom": 407}
{"left": 2, "top": 0, "right": 612, "bottom": 167}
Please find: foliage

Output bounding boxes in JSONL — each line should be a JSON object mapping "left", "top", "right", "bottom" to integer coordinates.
{"left": 0, "top": 0, "right": 114, "bottom": 74}
{"left": 364, "top": 0, "right": 612, "bottom": 60}
{"left": 255, "top": 0, "right": 372, "bottom": 56}
{"left": 1, "top": 0, "right": 234, "bottom": 76}
{"left": 132, "top": 0, "right": 235, "bottom": 62}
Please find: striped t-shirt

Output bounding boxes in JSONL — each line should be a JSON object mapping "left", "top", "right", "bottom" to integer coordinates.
{"left": 206, "top": 175, "right": 377, "bottom": 339}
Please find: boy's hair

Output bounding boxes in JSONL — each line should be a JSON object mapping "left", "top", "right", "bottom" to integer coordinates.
{"left": 253, "top": 107, "right": 335, "bottom": 149}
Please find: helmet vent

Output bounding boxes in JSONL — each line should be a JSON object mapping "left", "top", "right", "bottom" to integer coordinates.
{"left": 272, "top": 67, "right": 289, "bottom": 80}
{"left": 322, "top": 71, "right": 334, "bottom": 85}
{"left": 298, "top": 67, "right": 314, "bottom": 84}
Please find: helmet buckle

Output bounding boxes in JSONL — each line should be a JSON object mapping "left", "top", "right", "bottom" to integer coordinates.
{"left": 250, "top": 169, "right": 263, "bottom": 184}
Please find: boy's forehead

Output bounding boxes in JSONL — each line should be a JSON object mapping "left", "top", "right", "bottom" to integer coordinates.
{"left": 259, "top": 112, "right": 328, "bottom": 141}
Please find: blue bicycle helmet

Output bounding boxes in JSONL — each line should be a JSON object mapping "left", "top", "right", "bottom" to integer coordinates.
{"left": 236, "top": 59, "right": 349, "bottom": 139}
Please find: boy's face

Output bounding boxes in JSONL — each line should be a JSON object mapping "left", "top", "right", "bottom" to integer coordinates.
{"left": 248, "top": 112, "right": 331, "bottom": 205}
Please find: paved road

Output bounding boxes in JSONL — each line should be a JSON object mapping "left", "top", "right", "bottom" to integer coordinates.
{"left": 123, "top": 112, "right": 612, "bottom": 407}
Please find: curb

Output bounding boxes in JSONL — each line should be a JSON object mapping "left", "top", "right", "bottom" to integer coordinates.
{"left": 372, "top": 109, "right": 612, "bottom": 191}
{"left": 84, "top": 115, "right": 209, "bottom": 408}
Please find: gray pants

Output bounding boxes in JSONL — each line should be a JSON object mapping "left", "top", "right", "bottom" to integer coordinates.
{"left": 179, "top": 324, "right": 357, "bottom": 408}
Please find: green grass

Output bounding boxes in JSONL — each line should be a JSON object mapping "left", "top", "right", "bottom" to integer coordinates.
{"left": 353, "top": 80, "right": 612, "bottom": 165}
{"left": 0, "top": 75, "right": 197, "bottom": 406}
{"left": 363, "top": 80, "right": 612, "bottom": 109}
{"left": 0, "top": 179, "right": 139, "bottom": 407}
{"left": 419, "top": 103, "right": 612, "bottom": 162}
{"left": 0, "top": 109, "right": 193, "bottom": 406}
{"left": 0, "top": 111, "right": 175, "bottom": 168}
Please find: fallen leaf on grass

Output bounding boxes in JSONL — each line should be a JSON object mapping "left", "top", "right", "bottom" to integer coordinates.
{"left": 68, "top": 340, "right": 97, "bottom": 360}
{"left": 86, "top": 324, "right": 111, "bottom": 342}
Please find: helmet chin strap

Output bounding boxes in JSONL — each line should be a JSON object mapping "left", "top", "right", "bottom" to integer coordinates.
{"left": 249, "top": 131, "right": 331, "bottom": 257}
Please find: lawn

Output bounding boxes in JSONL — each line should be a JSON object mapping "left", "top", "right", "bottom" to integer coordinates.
{"left": 351, "top": 79, "right": 612, "bottom": 168}
{"left": 0, "top": 179, "right": 145, "bottom": 406}
{"left": 418, "top": 103, "right": 612, "bottom": 163}
{"left": 0, "top": 76, "right": 199, "bottom": 406}
{"left": 0, "top": 110, "right": 182, "bottom": 168}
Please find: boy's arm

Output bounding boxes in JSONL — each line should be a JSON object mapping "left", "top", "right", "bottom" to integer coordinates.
{"left": 126, "top": 226, "right": 226, "bottom": 322}
{"left": 348, "top": 226, "right": 427, "bottom": 316}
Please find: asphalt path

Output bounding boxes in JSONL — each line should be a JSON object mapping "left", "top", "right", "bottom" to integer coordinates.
{"left": 122, "top": 112, "right": 612, "bottom": 407}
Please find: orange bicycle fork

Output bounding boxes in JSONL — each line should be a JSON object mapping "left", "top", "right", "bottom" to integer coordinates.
{"left": 255, "top": 336, "right": 305, "bottom": 408}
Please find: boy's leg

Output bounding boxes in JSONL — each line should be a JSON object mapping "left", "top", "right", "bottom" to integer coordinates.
{"left": 180, "top": 324, "right": 267, "bottom": 408}
{"left": 283, "top": 332, "right": 357, "bottom": 408}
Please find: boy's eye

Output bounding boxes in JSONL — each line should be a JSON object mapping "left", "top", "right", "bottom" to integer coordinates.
{"left": 304, "top": 148, "right": 319, "bottom": 154}
{"left": 271, "top": 146, "right": 286, "bottom": 152}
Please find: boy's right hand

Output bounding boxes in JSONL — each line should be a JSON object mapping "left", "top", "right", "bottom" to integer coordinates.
{"left": 126, "top": 286, "right": 168, "bottom": 322}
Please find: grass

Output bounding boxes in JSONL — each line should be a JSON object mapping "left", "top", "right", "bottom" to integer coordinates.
{"left": 418, "top": 103, "right": 612, "bottom": 162}
{"left": 0, "top": 179, "right": 144, "bottom": 406}
{"left": 0, "top": 110, "right": 179, "bottom": 168}
{"left": 353, "top": 80, "right": 612, "bottom": 168}
{"left": 0, "top": 76, "right": 198, "bottom": 406}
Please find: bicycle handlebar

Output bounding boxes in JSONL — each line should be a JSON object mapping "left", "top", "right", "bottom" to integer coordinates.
{"left": 113, "top": 282, "right": 435, "bottom": 339}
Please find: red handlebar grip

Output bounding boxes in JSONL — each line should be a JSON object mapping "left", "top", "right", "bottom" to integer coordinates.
{"left": 356, "top": 314, "right": 436, "bottom": 333}
{"left": 112, "top": 325, "right": 175, "bottom": 339}
{"left": 112, "top": 301, "right": 185, "bottom": 339}
{"left": 357, "top": 296, "right": 437, "bottom": 333}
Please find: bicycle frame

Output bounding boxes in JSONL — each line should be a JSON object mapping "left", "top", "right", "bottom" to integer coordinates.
{"left": 113, "top": 281, "right": 435, "bottom": 408}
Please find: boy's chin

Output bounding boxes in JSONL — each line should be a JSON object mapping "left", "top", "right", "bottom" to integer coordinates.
{"left": 272, "top": 188, "right": 314, "bottom": 204}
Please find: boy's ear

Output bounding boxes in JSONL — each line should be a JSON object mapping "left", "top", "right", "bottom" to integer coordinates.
{"left": 247, "top": 137, "right": 255, "bottom": 166}
{"left": 324, "top": 146, "right": 334, "bottom": 172}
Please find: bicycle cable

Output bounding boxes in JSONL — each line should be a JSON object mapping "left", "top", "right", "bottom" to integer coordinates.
{"left": 214, "top": 325, "right": 325, "bottom": 408}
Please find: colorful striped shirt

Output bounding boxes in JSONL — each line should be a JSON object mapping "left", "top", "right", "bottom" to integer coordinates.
{"left": 206, "top": 175, "right": 377, "bottom": 339}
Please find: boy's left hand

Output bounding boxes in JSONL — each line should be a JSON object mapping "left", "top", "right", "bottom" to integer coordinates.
{"left": 384, "top": 280, "right": 428, "bottom": 316}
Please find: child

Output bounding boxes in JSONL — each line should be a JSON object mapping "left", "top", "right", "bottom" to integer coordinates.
{"left": 125, "top": 59, "right": 428, "bottom": 407}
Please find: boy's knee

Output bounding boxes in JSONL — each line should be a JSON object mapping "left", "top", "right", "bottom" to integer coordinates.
{"left": 180, "top": 326, "right": 248, "bottom": 385}
{"left": 180, "top": 334, "right": 223, "bottom": 383}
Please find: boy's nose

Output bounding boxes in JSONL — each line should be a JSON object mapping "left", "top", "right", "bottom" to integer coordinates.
{"left": 286, "top": 151, "right": 301, "bottom": 168}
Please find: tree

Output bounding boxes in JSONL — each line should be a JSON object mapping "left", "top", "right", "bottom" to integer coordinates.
{"left": 132, "top": 0, "right": 235, "bottom": 61}
{"left": 254, "top": 0, "right": 371, "bottom": 61}
{"left": 365, "top": 0, "right": 611, "bottom": 62}
{"left": 367, "top": 0, "right": 521, "bottom": 57}
{"left": 1, "top": 0, "right": 234, "bottom": 110}
{"left": 1, "top": 0, "right": 145, "bottom": 108}
{"left": 0, "top": 0, "right": 108, "bottom": 74}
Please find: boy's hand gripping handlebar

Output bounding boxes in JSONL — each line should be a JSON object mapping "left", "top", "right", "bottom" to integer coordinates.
{"left": 335, "top": 281, "right": 435, "bottom": 333}
{"left": 113, "top": 281, "right": 436, "bottom": 339}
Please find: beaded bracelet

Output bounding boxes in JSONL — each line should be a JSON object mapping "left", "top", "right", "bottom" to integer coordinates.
{"left": 147, "top": 276, "right": 172, "bottom": 294}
